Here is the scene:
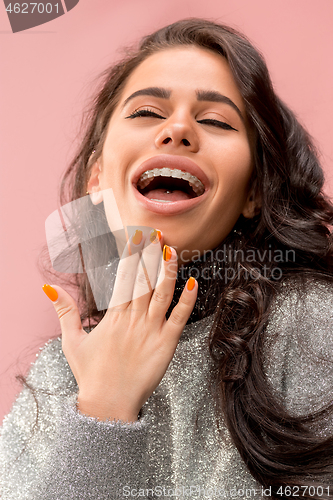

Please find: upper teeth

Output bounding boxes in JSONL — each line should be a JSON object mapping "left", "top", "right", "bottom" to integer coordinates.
{"left": 137, "top": 168, "right": 205, "bottom": 196}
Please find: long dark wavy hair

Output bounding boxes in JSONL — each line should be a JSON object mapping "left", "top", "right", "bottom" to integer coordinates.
{"left": 37, "top": 18, "right": 333, "bottom": 498}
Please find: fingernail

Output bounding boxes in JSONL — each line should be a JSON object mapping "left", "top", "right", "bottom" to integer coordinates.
{"left": 42, "top": 284, "right": 58, "bottom": 302}
{"left": 187, "top": 277, "right": 196, "bottom": 291}
{"left": 150, "top": 229, "right": 162, "bottom": 244}
{"left": 163, "top": 245, "right": 172, "bottom": 261}
{"left": 132, "top": 229, "right": 143, "bottom": 245}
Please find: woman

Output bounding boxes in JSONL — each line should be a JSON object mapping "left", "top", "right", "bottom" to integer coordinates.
{"left": 1, "top": 18, "right": 333, "bottom": 500}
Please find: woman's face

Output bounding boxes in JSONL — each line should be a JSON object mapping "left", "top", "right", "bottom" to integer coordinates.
{"left": 88, "top": 46, "right": 256, "bottom": 266}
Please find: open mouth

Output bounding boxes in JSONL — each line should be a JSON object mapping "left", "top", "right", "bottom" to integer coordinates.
{"left": 136, "top": 167, "right": 205, "bottom": 203}
{"left": 131, "top": 156, "right": 210, "bottom": 215}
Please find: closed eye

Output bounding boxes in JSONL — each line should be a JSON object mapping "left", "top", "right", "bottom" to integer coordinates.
{"left": 197, "top": 119, "right": 237, "bottom": 131}
{"left": 126, "top": 108, "right": 165, "bottom": 120}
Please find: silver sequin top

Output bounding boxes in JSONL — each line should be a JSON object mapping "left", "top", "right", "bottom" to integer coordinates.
{"left": 1, "top": 278, "right": 333, "bottom": 499}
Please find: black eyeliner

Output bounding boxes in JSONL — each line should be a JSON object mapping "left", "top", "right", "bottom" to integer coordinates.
{"left": 125, "top": 109, "right": 165, "bottom": 120}
{"left": 197, "top": 119, "right": 238, "bottom": 131}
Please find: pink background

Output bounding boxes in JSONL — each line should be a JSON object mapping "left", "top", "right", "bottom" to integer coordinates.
{"left": 1, "top": 0, "right": 333, "bottom": 422}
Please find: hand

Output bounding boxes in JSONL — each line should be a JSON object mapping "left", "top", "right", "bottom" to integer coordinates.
{"left": 42, "top": 228, "right": 198, "bottom": 422}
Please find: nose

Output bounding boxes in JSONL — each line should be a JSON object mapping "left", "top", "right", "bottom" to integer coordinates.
{"left": 154, "top": 114, "right": 199, "bottom": 153}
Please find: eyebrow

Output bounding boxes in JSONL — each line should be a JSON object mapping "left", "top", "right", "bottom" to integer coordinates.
{"left": 121, "top": 86, "right": 244, "bottom": 122}
{"left": 196, "top": 90, "right": 244, "bottom": 122}
{"left": 122, "top": 87, "right": 171, "bottom": 107}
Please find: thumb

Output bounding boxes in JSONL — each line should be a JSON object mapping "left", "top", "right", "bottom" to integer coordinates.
{"left": 42, "top": 284, "right": 85, "bottom": 345}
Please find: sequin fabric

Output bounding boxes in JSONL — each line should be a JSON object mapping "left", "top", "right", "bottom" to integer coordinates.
{"left": 1, "top": 278, "right": 333, "bottom": 499}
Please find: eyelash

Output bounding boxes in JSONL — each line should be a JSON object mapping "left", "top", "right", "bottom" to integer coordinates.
{"left": 126, "top": 108, "right": 237, "bottom": 131}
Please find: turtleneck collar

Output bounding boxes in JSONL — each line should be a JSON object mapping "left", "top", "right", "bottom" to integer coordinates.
{"left": 166, "top": 250, "right": 224, "bottom": 325}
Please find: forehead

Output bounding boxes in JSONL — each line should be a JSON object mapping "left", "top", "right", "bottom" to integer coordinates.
{"left": 120, "top": 46, "right": 245, "bottom": 112}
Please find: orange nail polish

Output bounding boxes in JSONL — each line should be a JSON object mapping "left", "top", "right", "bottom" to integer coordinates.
{"left": 42, "top": 284, "right": 58, "bottom": 302}
{"left": 150, "top": 229, "right": 162, "bottom": 244}
{"left": 163, "top": 245, "right": 172, "bottom": 261}
{"left": 132, "top": 229, "right": 143, "bottom": 245}
{"left": 187, "top": 277, "right": 196, "bottom": 291}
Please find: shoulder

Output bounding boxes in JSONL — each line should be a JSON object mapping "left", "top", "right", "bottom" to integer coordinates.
{"left": 26, "top": 336, "right": 77, "bottom": 395}
{"left": 263, "top": 275, "right": 333, "bottom": 414}
{"left": 265, "top": 275, "right": 333, "bottom": 353}
{"left": 0, "top": 338, "right": 76, "bottom": 468}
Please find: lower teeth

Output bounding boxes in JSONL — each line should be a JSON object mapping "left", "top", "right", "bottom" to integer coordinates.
{"left": 151, "top": 199, "right": 174, "bottom": 203}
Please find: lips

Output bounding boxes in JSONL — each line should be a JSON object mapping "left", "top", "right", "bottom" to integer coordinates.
{"left": 131, "top": 155, "right": 211, "bottom": 215}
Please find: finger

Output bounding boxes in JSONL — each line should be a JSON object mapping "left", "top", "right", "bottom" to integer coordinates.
{"left": 108, "top": 229, "right": 145, "bottom": 310}
{"left": 141, "top": 229, "right": 163, "bottom": 291}
{"left": 147, "top": 245, "right": 178, "bottom": 325}
{"left": 132, "top": 229, "right": 163, "bottom": 305}
{"left": 42, "top": 284, "right": 86, "bottom": 352}
{"left": 162, "top": 277, "right": 198, "bottom": 342}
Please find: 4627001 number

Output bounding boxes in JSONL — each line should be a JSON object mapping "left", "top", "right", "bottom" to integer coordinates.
{"left": 276, "top": 486, "right": 330, "bottom": 497}
{"left": 6, "top": 3, "right": 60, "bottom": 14}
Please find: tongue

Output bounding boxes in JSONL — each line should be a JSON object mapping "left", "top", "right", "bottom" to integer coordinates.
{"left": 144, "top": 189, "right": 191, "bottom": 202}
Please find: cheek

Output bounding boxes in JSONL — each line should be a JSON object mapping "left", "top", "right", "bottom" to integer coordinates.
{"left": 100, "top": 145, "right": 127, "bottom": 189}
{"left": 101, "top": 126, "right": 148, "bottom": 186}
{"left": 214, "top": 139, "right": 253, "bottom": 197}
